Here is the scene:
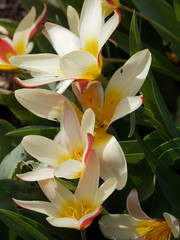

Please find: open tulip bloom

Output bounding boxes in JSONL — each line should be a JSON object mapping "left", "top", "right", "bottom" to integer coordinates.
{"left": 9, "top": 0, "right": 121, "bottom": 93}
{"left": 0, "top": 4, "right": 47, "bottom": 70}
{"left": 17, "top": 102, "right": 95, "bottom": 181}
{"left": 13, "top": 149, "right": 117, "bottom": 230}
{"left": 15, "top": 49, "right": 151, "bottom": 190}
{"left": 99, "top": 188, "right": 180, "bottom": 240}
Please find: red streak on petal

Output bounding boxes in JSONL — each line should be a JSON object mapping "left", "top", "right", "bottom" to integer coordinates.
{"left": 28, "top": 4, "right": 47, "bottom": 41}
{"left": 77, "top": 79, "right": 89, "bottom": 94}
{"left": 0, "top": 39, "right": 16, "bottom": 63}
{"left": 83, "top": 133, "right": 94, "bottom": 165}
{"left": 80, "top": 206, "right": 102, "bottom": 230}
{"left": 141, "top": 94, "right": 144, "bottom": 105}
{"left": 106, "top": 0, "right": 115, "bottom": 5}
{"left": 114, "top": 8, "right": 121, "bottom": 27}
{"left": 14, "top": 77, "right": 52, "bottom": 88}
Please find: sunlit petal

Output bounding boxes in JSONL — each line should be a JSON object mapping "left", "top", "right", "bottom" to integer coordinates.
{"left": 67, "top": 6, "right": 80, "bottom": 36}
{"left": 47, "top": 217, "right": 79, "bottom": 229}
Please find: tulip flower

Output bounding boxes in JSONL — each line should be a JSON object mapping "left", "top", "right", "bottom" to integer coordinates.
{"left": 10, "top": 0, "right": 121, "bottom": 93}
{"left": 15, "top": 49, "right": 151, "bottom": 190}
{"left": 0, "top": 4, "right": 47, "bottom": 70}
{"left": 13, "top": 149, "right": 117, "bottom": 230}
{"left": 99, "top": 188, "right": 180, "bottom": 240}
{"left": 17, "top": 102, "right": 95, "bottom": 181}
{"left": 101, "top": 0, "right": 120, "bottom": 17}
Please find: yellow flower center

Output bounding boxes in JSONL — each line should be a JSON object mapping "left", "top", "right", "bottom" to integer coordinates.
{"left": 139, "top": 221, "right": 172, "bottom": 240}
{"left": 84, "top": 37, "right": 99, "bottom": 58}
{"left": 60, "top": 199, "right": 97, "bottom": 222}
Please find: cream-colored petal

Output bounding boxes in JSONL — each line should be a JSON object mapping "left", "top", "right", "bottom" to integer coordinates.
{"left": 45, "top": 22, "right": 81, "bottom": 57}
{"left": 25, "top": 41, "right": 34, "bottom": 54}
{"left": 99, "top": 8, "right": 121, "bottom": 51}
{"left": 109, "top": 95, "right": 143, "bottom": 125}
{"left": 81, "top": 108, "right": 95, "bottom": 144}
{"left": 56, "top": 80, "right": 74, "bottom": 94}
{"left": 10, "top": 54, "right": 61, "bottom": 75}
{"left": 164, "top": 212, "right": 180, "bottom": 238}
{"left": 22, "top": 135, "right": 70, "bottom": 167}
{"left": 38, "top": 178, "right": 78, "bottom": 212}
{"left": 94, "top": 177, "right": 117, "bottom": 206}
{"left": 16, "top": 167, "right": 54, "bottom": 181}
{"left": 80, "top": 0, "right": 102, "bottom": 50}
{"left": 61, "top": 101, "right": 83, "bottom": 153}
{"left": 15, "top": 88, "right": 70, "bottom": 120}
{"left": 46, "top": 216, "right": 79, "bottom": 229}
{"left": 13, "top": 7, "right": 36, "bottom": 54}
{"left": 12, "top": 198, "right": 58, "bottom": 217}
{"left": 106, "top": 49, "right": 152, "bottom": 97}
{"left": 99, "top": 214, "right": 146, "bottom": 240}
{"left": 60, "top": 50, "right": 100, "bottom": 80}
{"left": 127, "top": 188, "right": 151, "bottom": 220}
{"left": 67, "top": 6, "right": 80, "bottom": 36}
{"left": 75, "top": 150, "right": 99, "bottom": 203}
{"left": 54, "top": 160, "right": 83, "bottom": 179}
{"left": 94, "top": 134, "right": 127, "bottom": 190}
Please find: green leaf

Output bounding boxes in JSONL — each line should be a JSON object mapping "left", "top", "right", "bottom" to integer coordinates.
{"left": 0, "top": 120, "right": 21, "bottom": 162}
{"left": 135, "top": 132, "right": 180, "bottom": 212}
{"left": 7, "top": 126, "right": 60, "bottom": 138}
{"left": 174, "top": 0, "right": 180, "bottom": 25}
{"left": 132, "top": 0, "right": 180, "bottom": 58}
{"left": 0, "top": 144, "right": 27, "bottom": 179}
{"left": 0, "top": 209, "right": 50, "bottom": 240}
{"left": 55, "top": 177, "right": 77, "bottom": 192}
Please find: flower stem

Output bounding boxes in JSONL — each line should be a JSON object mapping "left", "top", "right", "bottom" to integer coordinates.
{"left": 80, "top": 229, "right": 87, "bottom": 240}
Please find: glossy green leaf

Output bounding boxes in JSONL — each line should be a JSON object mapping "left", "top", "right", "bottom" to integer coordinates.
{"left": 0, "top": 209, "right": 50, "bottom": 240}
{"left": 135, "top": 132, "right": 180, "bottom": 212}
{"left": 7, "top": 126, "right": 60, "bottom": 138}
{"left": 132, "top": 0, "right": 180, "bottom": 58}
{"left": 0, "top": 144, "right": 27, "bottom": 179}
{"left": 0, "top": 120, "right": 21, "bottom": 162}
{"left": 174, "top": 0, "right": 180, "bottom": 25}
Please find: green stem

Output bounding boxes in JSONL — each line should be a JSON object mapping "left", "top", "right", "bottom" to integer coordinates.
{"left": 98, "top": 74, "right": 108, "bottom": 87}
{"left": 120, "top": 4, "right": 180, "bottom": 44}
{"left": 80, "top": 229, "right": 87, "bottom": 240}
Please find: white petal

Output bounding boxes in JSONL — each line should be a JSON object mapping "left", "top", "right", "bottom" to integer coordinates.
{"left": 22, "top": 135, "right": 69, "bottom": 167}
{"left": 127, "top": 188, "right": 151, "bottom": 220}
{"left": 80, "top": 0, "right": 102, "bottom": 48}
{"left": 10, "top": 54, "right": 61, "bottom": 75}
{"left": 45, "top": 22, "right": 81, "bottom": 57}
{"left": 56, "top": 80, "right": 74, "bottom": 94}
{"left": 67, "top": 6, "right": 80, "bottom": 36}
{"left": 81, "top": 133, "right": 94, "bottom": 165}
{"left": 15, "top": 88, "right": 70, "bottom": 120}
{"left": 25, "top": 41, "right": 34, "bottom": 54}
{"left": 81, "top": 108, "right": 95, "bottom": 144}
{"left": 109, "top": 95, "right": 143, "bottom": 125}
{"left": 60, "top": 50, "right": 100, "bottom": 80}
{"left": 106, "top": 49, "right": 152, "bottom": 97}
{"left": 94, "top": 177, "right": 117, "bottom": 206}
{"left": 99, "top": 214, "right": 146, "bottom": 240}
{"left": 61, "top": 101, "right": 83, "bottom": 152}
{"left": 94, "top": 134, "right": 127, "bottom": 190}
{"left": 46, "top": 216, "right": 79, "bottom": 229}
{"left": 38, "top": 178, "right": 78, "bottom": 211}
{"left": 13, "top": 7, "right": 36, "bottom": 54}
{"left": 99, "top": 8, "right": 121, "bottom": 50}
{"left": 16, "top": 167, "right": 54, "bottom": 181}
{"left": 54, "top": 160, "right": 83, "bottom": 179}
{"left": 75, "top": 150, "right": 99, "bottom": 203}
{"left": 164, "top": 212, "right": 180, "bottom": 238}
{"left": 12, "top": 198, "right": 58, "bottom": 217}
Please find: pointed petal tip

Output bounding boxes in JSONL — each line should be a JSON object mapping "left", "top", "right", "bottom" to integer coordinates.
{"left": 114, "top": 8, "right": 121, "bottom": 26}
{"left": 164, "top": 212, "right": 180, "bottom": 238}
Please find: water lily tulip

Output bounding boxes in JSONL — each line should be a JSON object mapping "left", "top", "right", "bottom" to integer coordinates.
{"left": 10, "top": 0, "right": 120, "bottom": 93}
{"left": 13, "top": 149, "right": 117, "bottom": 230}
{"left": 17, "top": 102, "right": 95, "bottom": 181}
{"left": 99, "top": 188, "right": 180, "bottom": 240}
{"left": 0, "top": 4, "right": 47, "bottom": 70}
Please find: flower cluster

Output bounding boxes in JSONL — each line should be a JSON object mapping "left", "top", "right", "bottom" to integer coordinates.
{"left": 1, "top": 0, "right": 179, "bottom": 238}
